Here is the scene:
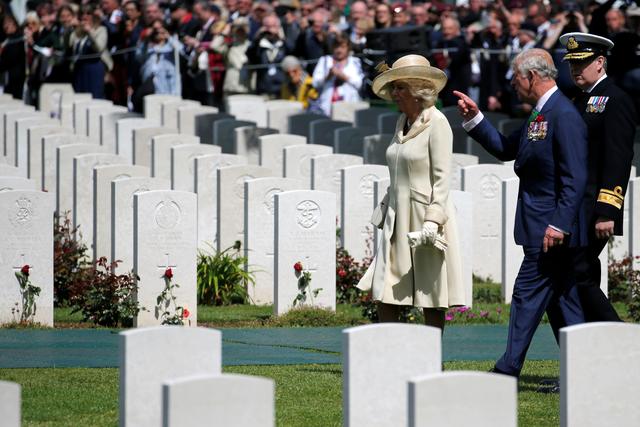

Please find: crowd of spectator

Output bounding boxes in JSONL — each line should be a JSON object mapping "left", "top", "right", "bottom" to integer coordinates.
{"left": 0, "top": 0, "right": 638, "bottom": 117}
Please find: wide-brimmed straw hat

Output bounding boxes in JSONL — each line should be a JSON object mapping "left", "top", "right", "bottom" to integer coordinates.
{"left": 372, "top": 54, "right": 447, "bottom": 101}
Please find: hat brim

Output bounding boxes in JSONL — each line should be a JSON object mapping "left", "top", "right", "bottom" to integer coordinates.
{"left": 372, "top": 65, "right": 447, "bottom": 101}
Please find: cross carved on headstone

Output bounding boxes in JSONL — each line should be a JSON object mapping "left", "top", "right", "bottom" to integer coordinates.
{"left": 12, "top": 253, "right": 32, "bottom": 275}
{"left": 157, "top": 253, "right": 177, "bottom": 278}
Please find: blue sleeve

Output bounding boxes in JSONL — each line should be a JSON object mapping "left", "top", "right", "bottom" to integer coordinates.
{"left": 550, "top": 106, "right": 588, "bottom": 231}
{"left": 467, "top": 118, "right": 521, "bottom": 161}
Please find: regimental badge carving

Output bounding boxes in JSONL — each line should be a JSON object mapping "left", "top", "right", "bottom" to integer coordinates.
{"left": 359, "top": 174, "right": 378, "bottom": 197}
{"left": 480, "top": 174, "right": 500, "bottom": 199}
{"left": 234, "top": 174, "right": 254, "bottom": 198}
{"left": 0, "top": 187, "right": 14, "bottom": 192}
{"left": 296, "top": 200, "right": 321, "bottom": 229}
{"left": 263, "top": 188, "right": 282, "bottom": 214}
{"left": 154, "top": 200, "right": 181, "bottom": 229}
{"left": 133, "top": 186, "right": 150, "bottom": 195}
{"left": 299, "top": 155, "right": 311, "bottom": 176}
{"left": 10, "top": 197, "right": 34, "bottom": 227}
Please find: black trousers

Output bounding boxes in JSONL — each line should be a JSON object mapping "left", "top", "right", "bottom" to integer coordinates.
{"left": 572, "top": 235, "right": 622, "bottom": 322}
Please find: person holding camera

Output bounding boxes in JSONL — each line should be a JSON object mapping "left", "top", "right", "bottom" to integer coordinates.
{"left": 310, "top": 33, "right": 363, "bottom": 116}
{"left": 246, "top": 13, "right": 289, "bottom": 98}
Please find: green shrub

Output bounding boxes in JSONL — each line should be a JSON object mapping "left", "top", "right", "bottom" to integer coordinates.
{"left": 197, "top": 242, "right": 254, "bottom": 305}
{"left": 473, "top": 279, "right": 503, "bottom": 304}
{"left": 70, "top": 257, "right": 142, "bottom": 327}
{"left": 608, "top": 256, "right": 639, "bottom": 303}
{"left": 269, "top": 307, "right": 363, "bottom": 327}
{"left": 54, "top": 213, "right": 92, "bottom": 306}
{"left": 335, "top": 247, "right": 371, "bottom": 304}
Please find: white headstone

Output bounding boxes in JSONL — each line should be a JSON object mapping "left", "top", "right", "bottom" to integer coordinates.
{"left": 234, "top": 126, "right": 278, "bottom": 165}
{"left": 27, "top": 126, "right": 72, "bottom": 187}
{"left": 331, "top": 100, "right": 369, "bottom": 122}
{"left": 73, "top": 153, "right": 127, "bottom": 249}
{"left": 133, "top": 190, "right": 197, "bottom": 327}
{"left": 451, "top": 153, "right": 479, "bottom": 191}
{"left": 451, "top": 190, "right": 474, "bottom": 308}
{"left": 116, "top": 118, "right": 155, "bottom": 163}
{"left": 42, "top": 134, "right": 88, "bottom": 192}
{"left": 610, "top": 167, "right": 637, "bottom": 261}
{"left": 630, "top": 177, "right": 640, "bottom": 269}
{"left": 217, "top": 165, "right": 272, "bottom": 251}
{"left": 133, "top": 126, "right": 178, "bottom": 166}
{"left": 111, "top": 177, "right": 171, "bottom": 273}
{"left": 38, "top": 83, "right": 74, "bottom": 119}
{"left": 599, "top": 245, "right": 608, "bottom": 295}
{"left": 266, "top": 100, "right": 304, "bottom": 134}
{"left": 144, "top": 94, "right": 181, "bottom": 124}
{"left": 0, "top": 164, "right": 22, "bottom": 177}
{"left": 274, "top": 190, "right": 336, "bottom": 315}
{"left": 194, "top": 154, "right": 247, "bottom": 250}
{"left": 226, "top": 94, "right": 267, "bottom": 127}
{"left": 561, "top": 323, "right": 640, "bottom": 427}
{"left": 1, "top": 105, "right": 35, "bottom": 157}
{"left": 73, "top": 99, "right": 112, "bottom": 136}
{"left": 101, "top": 111, "right": 139, "bottom": 153}
{"left": 177, "top": 105, "right": 218, "bottom": 135}
{"left": 0, "top": 176, "right": 37, "bottom": 191}
{"left": 15, "top": 118, "right": 58, "bottom": 175}
{"left": 87, "top": 104, "right": 127, "bottom": 143}
{"left": 341, "top": 165, "right": 389, "bottom": 260}
{"left": 162, "top": 374, "right": 275, "bottom": 427}
{"left": 0, "top": 381, "right": 20, "bottom": 427}
{"left": 408, "top": 372, "right": 517, "bottom": 427}
{"left": 162, "top": 99, "right": 200, "bottom": 129}
{"left": 57, "top": 143, "right": 107, "bottom": 215}
{"left": 372, "top": 178, "right": 389, "bottom": 252}
{"left": 93, "top": 164, "right": 149, "bottom": 260}
{"left": 0, "top": 190, "right": 54, "bottom": 326}
{"left": 501, "top": 178, "right": 522, "bottom": 303}
{"left": 151, "top": 134, "right": 199, "bottom": 180}
{"left": 245, "top": 177, "right": 305, "bottom": 304}
{"left": 343, "top": 324, "right": 441, "bottom": 427}
{"left": 171, "top": 144, "right": 222, "bottom": 191}
{"left": 259, "top": 134, "right": 306, "bottom": 177}
{"left": 311, "top": 154, "right": 363, "bottom": 227}
{"left": 5, "top": 110, "right": 45, "bottom": 169}
{"left": 119, "top": 327, "right": 221, "bottom": 427}
{"left": 283, "top": 144, "right": 331, "bottom": 186}
{"left": 461, "top": 164, "right": 516, "bottom": 282}
{"left": 59, "top": 93, "right": 92, "bottom": 129}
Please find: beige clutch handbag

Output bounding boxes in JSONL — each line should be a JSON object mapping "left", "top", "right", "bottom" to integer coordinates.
{"left": 370, "top": 193, "right": 389, "bottom": 229}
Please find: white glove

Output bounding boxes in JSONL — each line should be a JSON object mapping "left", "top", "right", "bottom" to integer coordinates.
{"left": 407, "top": 221, "right": 448, "bottom": 251}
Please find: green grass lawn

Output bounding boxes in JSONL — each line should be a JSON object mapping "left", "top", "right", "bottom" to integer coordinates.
{"left": 0, "top": 361, "right": 560, "bottom": 427}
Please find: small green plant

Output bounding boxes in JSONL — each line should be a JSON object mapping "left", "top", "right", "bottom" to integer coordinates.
{"left": 13, "top": 265, "right": 41, "bottom": 323}
{"left": 608, "top": 256, "right": 640, "bottom": 321}
{"left": 54, "top": 212, "right": 92, "bottom": 306}
{"left": 293, "top": 261, "right": 321, "bottom": 307}
{"left": 70, "top": 257, "right": 143, "bottom": 327}
{"left": 473, "top": 280, "right": 503, "bottom": 304}
{"left": 156, "top": 267, "right": 191, "bottom": 325}
{"left": 197, "top": 241, "right": 254, "bottom": 305}
{"left": 335, "top": 247, "right": 371, "bottom": 304}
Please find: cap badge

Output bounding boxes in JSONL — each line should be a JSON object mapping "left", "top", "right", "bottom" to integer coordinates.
{"left": 567, "top": 36, "right": 579, "bottom": 50}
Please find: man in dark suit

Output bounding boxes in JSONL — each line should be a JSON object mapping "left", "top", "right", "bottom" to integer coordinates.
{"left": 453, "top": 48, "right": 588, "bottom": 377}
{"left": 559, "top": 32, "right": 637, "bottom": 322}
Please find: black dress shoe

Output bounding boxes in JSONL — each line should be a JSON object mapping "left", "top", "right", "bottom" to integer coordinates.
{"left": 489, "top": 366, "right": 518, "bottom": 377}
{"left": 536, "top": 379, "right": 560, "bottom": 394}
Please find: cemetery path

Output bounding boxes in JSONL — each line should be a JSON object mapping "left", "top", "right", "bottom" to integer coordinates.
{"left": 0, "top": 325, "right": 558, "bottom": 368}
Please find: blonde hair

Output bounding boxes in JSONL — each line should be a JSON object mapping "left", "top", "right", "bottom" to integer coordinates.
{"left": 403, "top": 78, "right": 438, "bottom": 109}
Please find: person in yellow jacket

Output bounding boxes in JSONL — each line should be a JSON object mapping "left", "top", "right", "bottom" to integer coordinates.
{"left": 279, "top": 55, "right": 318, "bottom": 110}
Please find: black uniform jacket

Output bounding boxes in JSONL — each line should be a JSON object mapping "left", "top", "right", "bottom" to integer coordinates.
{"left": 574, "top": 76, "right": 637, "bottom": 235}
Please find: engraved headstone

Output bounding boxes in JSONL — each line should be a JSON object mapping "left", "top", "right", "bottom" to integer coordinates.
{"left": 266, "top": 100, "right": 303, "bottom": 133}
{"left": 0, "top": 176, "right": 37, "bottom": 191}
{"left": 259, "top": 134, "right": 306, "bottom": 177}
{"left": 133, "top": 191, "right": 198, "bottom": 327}
{"left": 116, "top": 118, "right": 155, "bottom": 163}
{"left": 451, "top": 154, "right": 479, "bottom": 191}
{"left": 133, "top": 126, "right": 178, "bottom": 166}
{"left": 226, "top": 94, "right": 267, "bottom": 127}
{"left": 177, "top": 105, "right": 218, "bottom": 135}
{"left": 195, "top": 112, "right": 233, "bottom": 145}
{"left": 38, "top": 83, "right": 74, "bottom": 119}
{"left": 73, "top": 99, "right": 112, "bottom": 136}
{"left": 274, "top": 190, "right": 336, "bottom": 315}
{"left": 501, "top": 178, "right": 522, "bottom": 303}
{"left": 15, "top": 117, "right": 58, "bottom": 175}
{"left": 100, "top": 111, "right": 140, "bottom": 153}
{"left": 56, "top": 143, "right": 107, "bottom": 215}
{"left": 331, "top": 100, "right": 369, "bottom": 122}
{"left": 87, "top": 104, "right": 127, "bottom": 143}
{"left": 42, "top": 134, "right": 88, "bottom": 192}
{"left": 0, "top": 381, "right": 20, "bottom": 427}
{"left": 363, "top": 134, "right": 392, "bottom": 165}
{"left": 234, "top": 126, "right": 278, "bottom": 165}
{"left": 5, "top": 111, "right": 46, "bottom": 169}
{"left": 171, "top": 144, "right": 221, "bottom": 191}
{"left": 213, "top": 119, "right": 255, "bottom": 154}
{"left": 283, "top": 144, "right": 331, "bottom": 186}
{"left": 161, "top": 99, "right": 200, "bottom": 128}
{"left": 151, "top": 134, "right": 199, "bottom": 180}
{"left": 311, "top": 154, "right": 363, "bottom": 226}
{"left": 451, "top": 190, "right": 474, "bottom": 308}
{"left": 59, "top": 93, "right": 92, "bottom": 129}
{"left": 27, "top": 125, "right": 72, "bottom": 186}
{"left": 144, "top": 94, "right": 181, "bottom": 125}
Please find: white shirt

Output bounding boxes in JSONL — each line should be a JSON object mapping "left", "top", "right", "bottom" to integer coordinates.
{"left": 585, "top": 73, "right": 607, "bottom": 93}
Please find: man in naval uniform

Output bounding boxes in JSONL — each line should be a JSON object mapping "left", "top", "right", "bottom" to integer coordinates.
{"left": 559, "top": 32, "right": 637, "bottom": 322}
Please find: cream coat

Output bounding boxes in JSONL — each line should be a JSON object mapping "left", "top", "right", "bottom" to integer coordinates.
{"left": 357, "top": 106, "right": 466, "bottom": 308}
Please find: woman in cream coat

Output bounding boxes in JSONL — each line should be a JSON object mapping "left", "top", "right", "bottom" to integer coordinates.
{"left": 357, "top": 54, "right": 466, "bottom": 330}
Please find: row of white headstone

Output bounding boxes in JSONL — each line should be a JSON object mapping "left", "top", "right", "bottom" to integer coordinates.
{"left": 2, "top": 321, "right": 638, "bottom": 427}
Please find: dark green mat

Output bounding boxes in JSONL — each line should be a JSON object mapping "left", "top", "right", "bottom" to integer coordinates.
{"left": 0, "top": 325, "right": 558, "bottom": 368}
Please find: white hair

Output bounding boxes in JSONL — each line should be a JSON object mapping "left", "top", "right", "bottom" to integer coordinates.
{"left": 404, "top": 78, "right": 438, "bottom": 109}
{"left": 513, "top": 49, "right": 558, "bottom": 80}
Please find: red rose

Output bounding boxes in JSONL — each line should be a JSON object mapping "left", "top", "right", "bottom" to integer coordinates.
{"left": 337, "top": 269, "right": 347, "bottom": 278}
{"left": 21, "top": 265, "right": 30, "bottom": 276}
{"left": 535, "top": 114, "right": 544, "bottom": 122}
{"left": 293, "top": 262, "right": 303, "bottom": 273}
{"left": 182, "top": 308, "right": 190, "bottom": 319}
{"left": 164, "top": 268, "right": 173, "bottom": 279}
